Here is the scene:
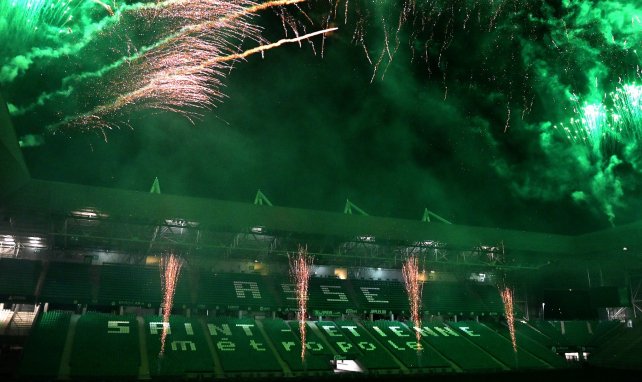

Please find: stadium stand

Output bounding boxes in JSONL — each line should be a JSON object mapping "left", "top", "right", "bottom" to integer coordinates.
{"left": 40, "top": 262, "right": 93, "bottom": 305}
{"left": 307, "top": 277, "right": 356, "bottom": 313}
{"left": 333, "top": 320, "right": 401, "bottom": 370}
{"left": 561, "top": 321, "right": 594, "bottom": 347}
{"left": 261, "top": 319, "right": 333, "bottom": 373}
{"left": 470, "top": 284, "right": 505, "bottom": 314}
{"left": 588, "top": 320, "right": 624, "bottom": 347}
{"left": 69, "top": 312, "right": 140, "bottom": 378}
{"left": 205, "top": 317, "right": 282, "bottom": 375}
{"left": 486, "top": 321, "right": 567, "bottom": 368}
{"left": 361, "top": 320, "right": 451, "bottom": 371}
{"left": 589, "top": 324, "right": 642, "bottom": 368}
{"left": 423, "top": 282, "right": 480, "bottom": 316}
{"left": 0, "top": 259, "right": 39, "bottom": 302}
{"left": 530, "top": 321, "right": 565, "bottom": 344}
{"left": 144, "top": 315, "right": 215, "bottom": 377}
{"left": 514, "top": 320, "right": 556, "bottom": 348}
{"left": 415, "top": 321, "right": 505, "bottom": 371}
{"left": 348, "top": 279, "right": 408, "bottom": 314}
{"left": 448, "top": 321, "right": 552, "bottom": 369}
{"left": 19, "top": 311, "right": 71, "bottom": 377}
{"left": 198, "top": 272, "right": 278, "bottom": 311}
{"left": 314, "top": 321, "right": 362, "bottom": 358}
{"left": 98, "top": 264, "right": 162, "bottom": 307}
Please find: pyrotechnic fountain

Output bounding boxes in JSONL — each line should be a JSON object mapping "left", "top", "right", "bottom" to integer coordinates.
{"left": 402, "top": 255, "right": 423, "bottom": 346}
{"left": 500, "top": 286, "right": 517, "bottom": 353}
{"left": 159, "top": 253, "right": 184, "bottom": 358}
{"left": 289, "top": 247, "right": 312, "bottom": 361}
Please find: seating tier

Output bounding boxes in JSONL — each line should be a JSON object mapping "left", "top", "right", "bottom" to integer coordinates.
{"left": 70, "top": 312, "right": 140, "bottom": 377}
{"left": 19, "top": 311, "right": 71, "bottom": 377}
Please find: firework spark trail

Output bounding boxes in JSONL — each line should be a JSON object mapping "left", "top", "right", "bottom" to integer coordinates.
{"left": 289, "top": 247, "right": 312, "bottom": 361}
{"left": 500, "top": 286, "right": 517, "bottom": 353}
{"left": 402, "top": 255, "right": 423, "bottom": 346}
{"left": 5, "top": 0, "right": 307, "bottom": 115}
{"left": 9, "top": 0, "right": 263, "bottom": 113}
{"left": 39, "top": 0, "right": 333, "bottom": 131}
{"left": 47, "top": 27, "right": 336, "bottom": 131}
{"left": 288, "top": 0, "right": 535, "bottom": 106}
{"left": 159, "top": 253, "right": 184, "bottom": 358}
{"left": 213, "top": 27, "right": 336, "bottom": 62}
{"left": 90, "top": 0, "right": 114, "bottom": 16}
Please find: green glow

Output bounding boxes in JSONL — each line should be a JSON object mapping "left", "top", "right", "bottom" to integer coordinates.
{"left": 1, "top": 0, "right": 78, "bottom": 41}
{"left": 611, "top": 83, "right": 642, "bottom": 140}
{"left": 554, "top": 83, "right": 642, "bottom": 149}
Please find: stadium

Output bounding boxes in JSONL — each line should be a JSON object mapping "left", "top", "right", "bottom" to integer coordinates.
{"left": 2, "top": 91, "right": 642, "bottom": 381}
{"left": 2, "top": 1, "right": 642, "bottom": 380}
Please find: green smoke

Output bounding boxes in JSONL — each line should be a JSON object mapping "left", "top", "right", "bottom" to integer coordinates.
{"left": 0, "top": 0, "right": 108, "bottom": 82}
{"left": 487, "top": 0, "right": 642, "bottom": 225}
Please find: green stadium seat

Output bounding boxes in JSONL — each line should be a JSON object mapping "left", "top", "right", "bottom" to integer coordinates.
{"left": 512, "top": 324, "right": 567, "bottom": 368}
{"left": 70, "top": 312, "right": 140, "bottom": 377}
{"left": 41, "top": 262, "right": 93, "bottom": 304}
{"left": 531, "top": 321, "right": 565, "bottom": 345}
{"left": 348, "top": 279, "right": 408, "bottom": 315}
{"left": 449, "top": 321, "right": 551, "bottom": 369}
{"left": 197, "top": 272, "right": 277, "bottom": 312}
{"left": 19, "top": 311, "right": 71, "bottom": 377}
{"left": 308, "top": 277, "right": 357, "bottom": 314}
{"left": 589, "top": 320, "right": 624, "bottom": 347}
{"left": 331, "top": 320, "right": 401, "bottom": 370}
{"left": 98, "top": 265, "right": 162, "bottom": 307}
{"left": 206, "top": 317, "right": 282, "bottom": 373}
{"left": 272, "top": 276, "right": 357, "bottom": 315}
{"left": 0, "top": 258, "right": 40, "bottom": 302}
{"left": 514, "top": 320, "right": 556, "bottom": 348}
{"left": 561, "top": 321, "right": 593, "bottom": 346}
{"left": 314, "top": 321, "right": 361, "bottom": 358}
{"left": 423, "top": 282, "right": 480, "bottom": 316}
{"left": 261, "top": 319, "right": 333, "bottom": 372}
{"left": 589, "top": 324, "right": 642, "bottom": 368}
{"left": 362, "top": 320, "right": 451, "bottom": 370}
{"left": 144, "top": 315, "right": 214, "bottom": 376}
{"left": 471, "top": 284, "right": 504, "bottom": 314}
{"left": 415, "top": 321, "right": 505, "bottom": 371}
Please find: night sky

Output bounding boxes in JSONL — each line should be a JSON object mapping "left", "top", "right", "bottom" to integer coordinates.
{"left": 2, "top": 0, "right": 642, "bottom": 234}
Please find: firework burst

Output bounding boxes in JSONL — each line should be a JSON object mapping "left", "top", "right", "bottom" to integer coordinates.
{"left": 289, "top": 246, "right": 312, "bottom": 361}
{"left": 553, "top": 83, "right": 642, "bottom": 149}
{"left": 39, "top": 0, "right": 335, "bottom": 132}
{"left": 159, "top": 253, "right": 184, "bottom": 358}
{"left": 499, "top": 286, "right": 517, "bottom": 353}
{"left": 402, "top": 255, "right": 423, "bottom": 345}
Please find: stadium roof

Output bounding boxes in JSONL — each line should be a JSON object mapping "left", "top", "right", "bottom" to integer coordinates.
{"left": 1, "top": 95, "right": 641, "bottom": 266}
